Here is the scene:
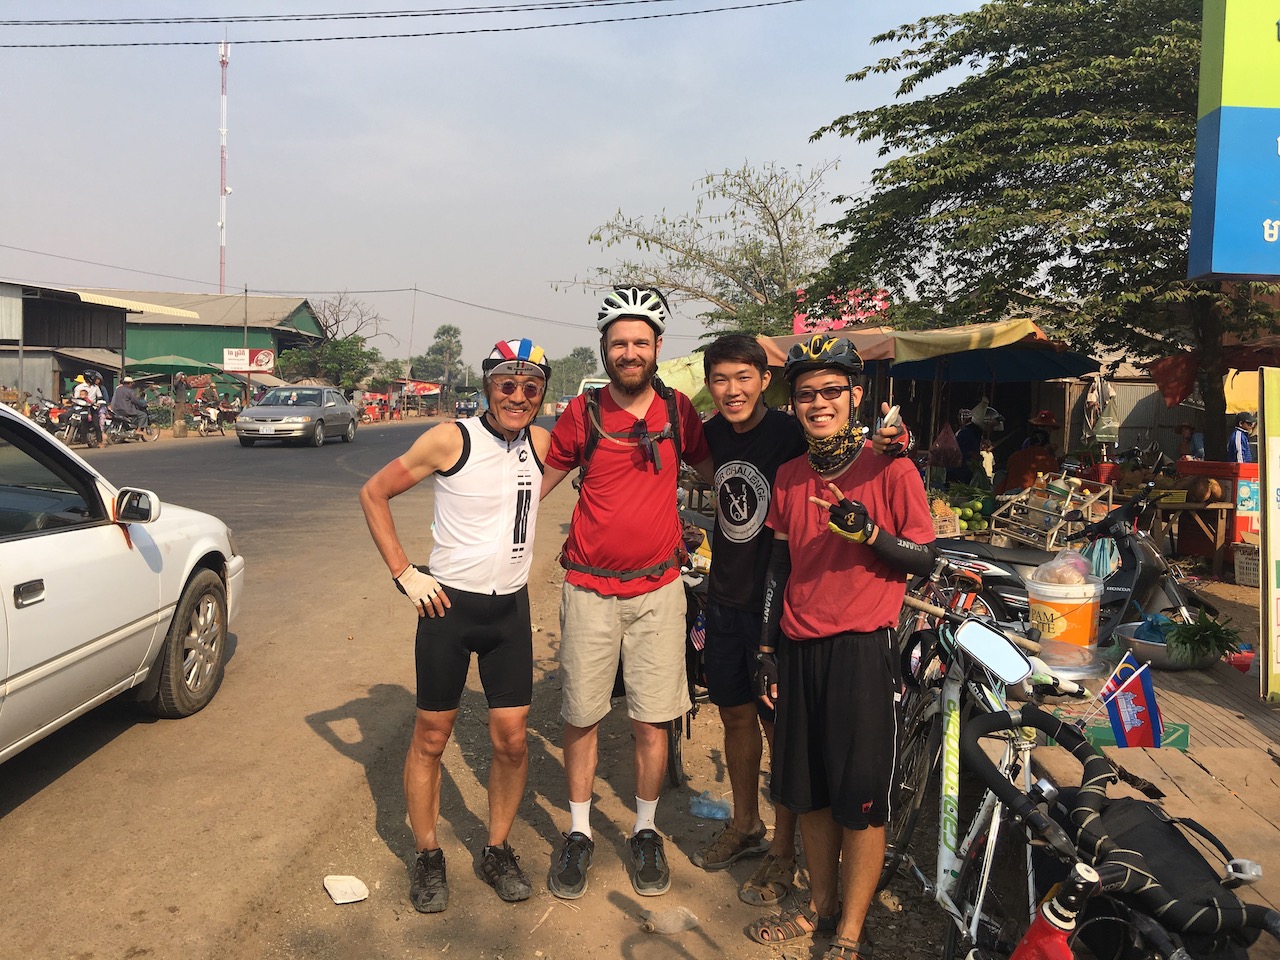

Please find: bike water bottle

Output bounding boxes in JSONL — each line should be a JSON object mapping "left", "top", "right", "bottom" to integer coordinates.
{"left": 1009, "top": 862, "right": 1099, "bottom": 960}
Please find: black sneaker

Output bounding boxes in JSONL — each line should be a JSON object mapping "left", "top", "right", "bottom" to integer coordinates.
{"left": 482, "top": 841, "right": 532, "bottom": 903}
{"left": 547, "top": 831, "right": 595, "bottom": 900}
{"left": 628, "top": 829, "right": 671, "bottom": 896}
{"left": 409, "top": 848, "right": 448, "bottom": 913}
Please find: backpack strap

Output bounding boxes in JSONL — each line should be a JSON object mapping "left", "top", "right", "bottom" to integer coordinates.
{"left": 575, "top": 380, "right": 684, "bottom": 488}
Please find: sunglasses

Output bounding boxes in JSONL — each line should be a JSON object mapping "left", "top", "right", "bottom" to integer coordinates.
{"left": 792, "top": 384, "right": 852, "bottom": 404}
{"left": 493, "top": 379, "right": 544, "bottom": 399}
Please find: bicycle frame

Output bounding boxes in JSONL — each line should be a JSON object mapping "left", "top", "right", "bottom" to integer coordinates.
{"left": 926, "top": 652, "right": 1038, "bottom": 942}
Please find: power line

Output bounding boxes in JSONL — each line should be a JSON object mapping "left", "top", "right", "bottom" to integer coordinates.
{"left": 0, "top": 0, "right": 807, "bottom": 48}
{"left": 3, "top": 0, "right": 691, "bottom": 27}
{"left": 0, "top": 246, "right": 704, "bottom": 339}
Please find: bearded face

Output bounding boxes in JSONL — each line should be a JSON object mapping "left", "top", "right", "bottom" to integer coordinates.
{"left": 602, "top": 318, "right": 660, "bottom": 396}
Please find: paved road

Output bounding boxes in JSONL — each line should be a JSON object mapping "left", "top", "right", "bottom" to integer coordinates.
{"left": 0, "top": 417, "right": 820, "bottom": 960}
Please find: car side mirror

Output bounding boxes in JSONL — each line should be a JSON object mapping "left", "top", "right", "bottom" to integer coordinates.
{"left": 116, "top": 488, "right": 161, "bottom": 524}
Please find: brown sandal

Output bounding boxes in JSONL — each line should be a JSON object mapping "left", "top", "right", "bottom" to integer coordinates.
{"left": 823, "top": 936, "right": 874, "bottom": 960}
{"left": 738, "top": 853, "right": 794, "bottom": 905}
{"left": 746, "top": 902, "right": 840, "bottom": 944}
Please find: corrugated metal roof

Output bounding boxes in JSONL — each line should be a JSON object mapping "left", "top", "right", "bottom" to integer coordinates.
{"left": 33, "top": 285, "right": 200, "bottom": 319}
{"left": 74, "top": 288, "right": 320, "bottom": 334}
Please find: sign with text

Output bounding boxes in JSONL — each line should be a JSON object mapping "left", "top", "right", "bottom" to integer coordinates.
{"left": 223, "top": 348, "right": 275, "bottom": 373}
{"left": 1189, "top": 0, "right": 1280, "bottom": 278}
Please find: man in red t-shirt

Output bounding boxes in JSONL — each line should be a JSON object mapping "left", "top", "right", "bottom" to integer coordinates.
{"left": 541, "top": 287, "right": 711, "bottom": 901}
{"left": 747, "top": 335, "right": 935, "bottom": 958}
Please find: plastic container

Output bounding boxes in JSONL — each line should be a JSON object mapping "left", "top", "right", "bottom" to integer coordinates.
{"left": 1235, "top": 543, "right": 1260, "bottom": 588}
{"left": 1026, "top": 576, "right": 1103, "bottom": 647}
{"left": 641, "top": 906, "right": 700, "bottom": 933}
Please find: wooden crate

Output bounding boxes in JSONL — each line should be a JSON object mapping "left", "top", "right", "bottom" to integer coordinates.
{"left": 988, "top": 474, "right": 1113, "bottom": 550}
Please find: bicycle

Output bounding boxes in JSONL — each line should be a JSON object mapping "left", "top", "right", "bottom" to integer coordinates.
{"left": 879, "top": 592, "right": 1091, "bottom": 960}
{"left": 960, "top": 703, "right": 1280, "bottom": 959}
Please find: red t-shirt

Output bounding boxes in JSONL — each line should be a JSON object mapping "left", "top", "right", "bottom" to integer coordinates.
{"left": 766, "top": 449, "right": 934, "bottom": 639}
{"left": 547, "top": 386, "right": 711, "bottom": 598}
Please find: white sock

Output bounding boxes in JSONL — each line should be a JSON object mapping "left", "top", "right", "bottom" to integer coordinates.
{"left": 569, "top": 799, "right": 593, "bottom": 839}
{"left": 633, "top": 796, "right": 658, "bottom": 836}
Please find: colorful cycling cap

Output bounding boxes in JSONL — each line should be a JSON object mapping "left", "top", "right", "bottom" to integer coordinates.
{"left": 483, "top": 339, "right": 551, "bottom": 379}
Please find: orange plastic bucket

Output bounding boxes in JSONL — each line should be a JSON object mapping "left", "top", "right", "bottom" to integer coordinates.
{"left": 1026, "top": 577, "right": 1103, "bottom": 647}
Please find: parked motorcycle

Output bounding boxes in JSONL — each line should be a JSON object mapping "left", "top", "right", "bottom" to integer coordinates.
{"left": 934, "top": 484, "right": 1216, "bottom": 646}
{"left": 28, "top": 391, "right": 62, "bottom": 435}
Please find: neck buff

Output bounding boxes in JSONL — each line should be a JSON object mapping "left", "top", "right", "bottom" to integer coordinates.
{"left": 806, "top": 416, "right": 865, "bottom": 475}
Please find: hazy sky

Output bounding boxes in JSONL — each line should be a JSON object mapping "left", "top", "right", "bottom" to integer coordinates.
{"left": 0, "top": 0, "right": 977, "bottom": 368}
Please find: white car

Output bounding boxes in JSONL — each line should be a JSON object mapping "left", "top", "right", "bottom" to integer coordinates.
{"left": 0, "top": 402, "right": 245, "bottom": 765}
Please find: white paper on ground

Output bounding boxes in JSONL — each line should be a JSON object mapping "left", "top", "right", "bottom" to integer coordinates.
{"left": 323, "top": 875, "right": 370, "bottom": 904}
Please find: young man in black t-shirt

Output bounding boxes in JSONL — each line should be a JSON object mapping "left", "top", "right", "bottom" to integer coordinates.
{"left": 692, "top": 335, "right": 808, "bottom": 907}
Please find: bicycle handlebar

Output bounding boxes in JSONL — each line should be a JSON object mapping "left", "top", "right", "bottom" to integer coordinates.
{"left": 960, "top": 703, "right": 1279, "bottom": 944}
{"left": 901, "top": 593, "right": 1041, "bottom": 655}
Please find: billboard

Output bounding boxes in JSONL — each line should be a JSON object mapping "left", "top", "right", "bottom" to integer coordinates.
{"left": 1188, "top": 0, "right": 1280, "bottom": 279}
{"left": 223, "top": 348, "right": 275, "bottom": 373}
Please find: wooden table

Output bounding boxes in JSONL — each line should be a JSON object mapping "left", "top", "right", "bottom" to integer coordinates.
{"left": 1150, "top": 501, "right": 1233, "bottom": 577}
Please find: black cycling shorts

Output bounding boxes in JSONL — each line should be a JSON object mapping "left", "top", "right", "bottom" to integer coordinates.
{"left": 414, "top": 584, "right": 532, "bottom": 712}
{"left": 770, "top": 628, "right": 901, "bottom": 830}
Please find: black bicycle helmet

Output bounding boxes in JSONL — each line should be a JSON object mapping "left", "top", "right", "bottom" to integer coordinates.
{"left": 783, "top": 334, "right": 864, "bottom": 382}
{"left": 597, "top": 286, "right": 669, "bottom": 335}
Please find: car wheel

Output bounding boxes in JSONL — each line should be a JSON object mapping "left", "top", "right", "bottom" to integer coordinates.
{"left": 312, "top": 421, "right": 325, "bottom": 447}
{"left": 142, "top": 568, "right": 228, "bottom": 718}
{"left": 238, "top": 436, "right": 255, "bottom": 447}
{"left": 343, "top": 420, "right": 356, "bottom": 443}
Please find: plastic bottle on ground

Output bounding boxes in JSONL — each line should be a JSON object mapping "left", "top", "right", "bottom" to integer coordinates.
{"left": 689, "top": 790, "right": 731, "bottom": 820}
{"left": 641, "top": 906, "right": 699, "bottom": 933}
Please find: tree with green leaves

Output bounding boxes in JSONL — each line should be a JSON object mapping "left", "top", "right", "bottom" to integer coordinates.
{"left": 546, "top": 346, "right": 600, "bottom": 400}
{"left": 585, "top": 161, "right": 840, "bottom": 336}
{"left": 813, "top": 0, "right": 1277, "bottom": 453}
{"left": 277, "top": 293, "right": 389, "bottom": 389}
{"left": 409, "top": 324, "right": 478, "bottom": 404}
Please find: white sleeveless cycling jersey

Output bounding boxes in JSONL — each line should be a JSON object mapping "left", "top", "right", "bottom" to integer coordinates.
{"left": 428, "top": 416, "right": 542, "bottom": 595}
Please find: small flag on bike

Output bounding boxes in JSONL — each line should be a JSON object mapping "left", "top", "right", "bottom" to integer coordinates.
{"left": 689, "top": 609, "right": 706, "bottom": 651}
{"left": 1102, "top": 653, "right": 1164, "bottom": 748}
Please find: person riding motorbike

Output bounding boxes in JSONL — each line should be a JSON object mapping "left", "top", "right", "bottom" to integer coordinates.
{"left": 110, "top": 376, "right": 150, "bottom": 437}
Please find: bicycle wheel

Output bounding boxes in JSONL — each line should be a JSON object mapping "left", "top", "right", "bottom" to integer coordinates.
{"left": 880, "top": 686, "right": 942, "bottom": 890}
{"left": 942, "top": 806, "right": 1033, "bottom": 960}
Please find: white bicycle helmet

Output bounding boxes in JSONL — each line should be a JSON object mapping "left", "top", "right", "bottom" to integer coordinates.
{"left": 596, "top": 286, "right": 669, "bottom": 335}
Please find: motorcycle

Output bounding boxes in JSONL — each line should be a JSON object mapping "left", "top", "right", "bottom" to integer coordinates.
{"left": 28, "top": 391, "right": 62, "bottom": 435}
{"left": 103, "top": 407, "right": 159, "bottom": 443}
{"left": 57, "top": 402, "right": 100, "bottom": 447}
{"left": 933, "top": 483, "right": 1216, "bottom": 646}
{"left": 195, "top": 401, "right": 225, "bottom": 437}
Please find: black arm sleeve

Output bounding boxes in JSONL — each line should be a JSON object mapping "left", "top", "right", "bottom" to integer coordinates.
{"left": 760, "top": 538, "right": 791, "bottom": 652}
{"left": 869, "top": 530, "right": 938, "bottom": 578}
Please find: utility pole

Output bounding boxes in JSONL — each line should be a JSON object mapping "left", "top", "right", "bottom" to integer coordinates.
{"left": 218, "top": 40, "right": 231, "bottom": 294}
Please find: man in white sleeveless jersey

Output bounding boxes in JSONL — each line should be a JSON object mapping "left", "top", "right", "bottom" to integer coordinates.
{"left": 360, "top": 338, "right": 552, "bottom": 915}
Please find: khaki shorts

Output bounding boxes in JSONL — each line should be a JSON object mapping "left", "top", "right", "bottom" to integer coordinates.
{"left": 559, "top": 578, "right": 691, "bottom": 726}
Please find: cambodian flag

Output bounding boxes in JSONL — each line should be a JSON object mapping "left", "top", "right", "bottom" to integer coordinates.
{"left": 1103, "top": 653, "right": 1164, "bottom": 748}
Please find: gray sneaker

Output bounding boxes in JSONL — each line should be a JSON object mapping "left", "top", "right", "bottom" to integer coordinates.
{"left": 409, "top": 848, "right": 448, "bottom": 913}
{"left": 628, "top": 829, "right": 671, "bottom": 896}
{"left": 481, "top": 841, "right": 532, "bottom": 902}
{"left": 548, "top": 831, "right": 595, "bottom": 900}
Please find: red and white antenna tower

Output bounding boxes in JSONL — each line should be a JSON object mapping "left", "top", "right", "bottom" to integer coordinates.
{"left": 218, "top": 41, "right": 231, "bottom": 294}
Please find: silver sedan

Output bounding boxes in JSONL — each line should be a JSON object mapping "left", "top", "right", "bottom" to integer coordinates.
{"left": 234, "top": 387, "right": 358, "bottom": 447}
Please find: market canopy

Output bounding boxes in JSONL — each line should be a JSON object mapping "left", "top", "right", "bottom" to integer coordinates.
{"left": 128, "top": 355, "right": 224, "bottom": 376}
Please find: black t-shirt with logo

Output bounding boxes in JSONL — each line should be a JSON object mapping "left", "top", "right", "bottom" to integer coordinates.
{"left": 704, "top": 407, "right": 808, "bottom": 612}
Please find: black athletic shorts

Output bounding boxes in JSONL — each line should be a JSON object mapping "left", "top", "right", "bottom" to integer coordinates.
{"left": 770, "top": 628, "right": 901, "bottom": 829}
{"left": 414, "top": 584, "right": 532, "bottom": 712}
{"left": 703, "top": 598, "right": 775, "bottom": 722}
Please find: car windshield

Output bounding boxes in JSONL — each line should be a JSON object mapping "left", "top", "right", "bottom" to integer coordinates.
{"left": 262, "top": 389, "right": 321, "bottom": 407}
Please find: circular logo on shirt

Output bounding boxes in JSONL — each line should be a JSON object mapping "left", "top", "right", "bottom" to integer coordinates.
{"left": 715, "top": 460, "right": 770, "bottom": 543}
